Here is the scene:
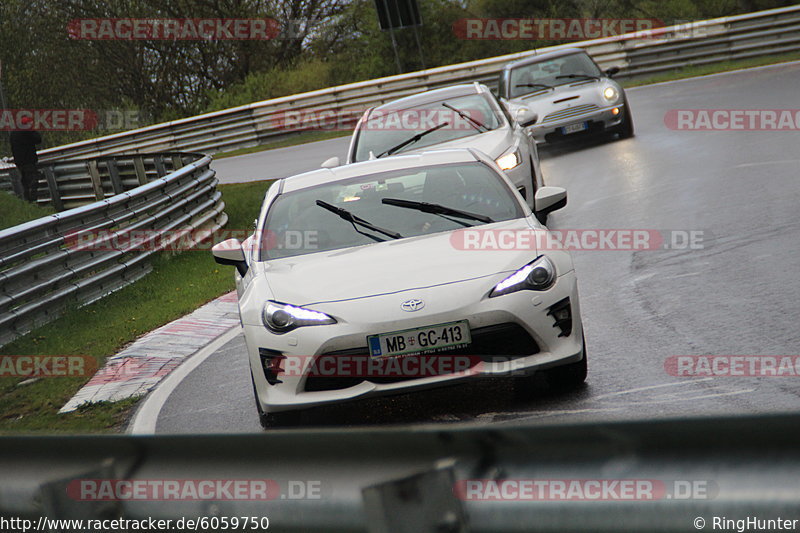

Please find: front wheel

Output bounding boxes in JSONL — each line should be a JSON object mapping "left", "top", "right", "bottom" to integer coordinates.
{"left": 251, "top": 370, "right": 301, "bottom": 429}
{"left": 615, "top": 101, "right": 635, "bottom": 139}
{"left": 513, "top": 331, "right": 587, "bottom": 398}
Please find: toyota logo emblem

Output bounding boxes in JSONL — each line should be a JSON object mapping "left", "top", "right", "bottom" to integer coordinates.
{"left": 401, "top": 299, "right": 425, "bottom": 312}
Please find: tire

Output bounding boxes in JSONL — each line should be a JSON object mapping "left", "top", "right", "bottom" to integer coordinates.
{"left": 542, "top": 332, "right": 588, "bottom": 390}
{"left": 251, "top": 370, "right": 301, "bottom": 429}
{"left": 615, "top": 100, "right": 635, "bottom": 139}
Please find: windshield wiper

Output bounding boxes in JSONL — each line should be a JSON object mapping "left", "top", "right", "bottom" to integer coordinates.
{"left": 515, "top": 83, "right": 553, "bottom": 90}
{"left": 381, "top": 198, "right": 493, "bottom": 223}
{"left": 555, "top": 74, "right": 600, "bottom": 82}
{"left": 442, "top": 102, "right": 488, "bottom": 132}
{"left": 376, "top": 122, "right": 449, "bottom": 158}
{"left": 316, "top": 200, "right": 402, "bottom": 240}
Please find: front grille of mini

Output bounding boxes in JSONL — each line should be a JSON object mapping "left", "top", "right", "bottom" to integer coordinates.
{"left": 543, "top": 104, "right": 599, "bottom": 123}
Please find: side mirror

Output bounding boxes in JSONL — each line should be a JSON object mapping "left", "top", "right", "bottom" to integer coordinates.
{"left": 516, "top": 107, "right": 538, "bottom": 128}
{"left": 212, "top": 238, "right": 248, "bottom": 276}
{"left": 605, "top": 66, "right": 620, "bottom": 78}
{"left": 321, "top": 156, "right": 340, "bottom": 168}
{"left": 534, "top": 186, "right": 567, "bottom": 216}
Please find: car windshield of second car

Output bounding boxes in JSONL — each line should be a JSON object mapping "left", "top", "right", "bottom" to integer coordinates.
{"left": 259, "top": 162, "right": 524, "bottom": 260}
{"left": 353, "top": 94, "right": 503, "bottom": 162}
{"left": 509, "top": 53, "right": 602, "bottom": 99}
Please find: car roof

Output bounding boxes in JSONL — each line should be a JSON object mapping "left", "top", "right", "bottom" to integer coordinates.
{"left": 503, "top": 47, "right": 588, "bottom": 72}
{"left": 369, "top": 84, "right": 482, "bottom": 115}
{"left": 280, "top": 149, "right": 481, "bottom": 193}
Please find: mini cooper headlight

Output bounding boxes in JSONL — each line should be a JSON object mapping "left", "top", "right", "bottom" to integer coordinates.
{"left": 262, "top": 301, "right": 336, "bottom": 333}
{"left": 490, "top": 256, "right": 556, "bottom": 297}
{"left": 496, "top": 150, "right": 521, "bottom": 171}
{"left": 603, "top": 86, "right": 619, "bottom": 102}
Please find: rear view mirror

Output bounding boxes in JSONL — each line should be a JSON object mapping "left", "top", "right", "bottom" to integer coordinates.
{"left": 516, "top": 107, "right": 538, "bottom": 128}
{"left": 212, "top": 238, "right": 248, "bottom": 276}
{"left": 605, "top": 66, "right": 621, "bottom": 78}
{"left": 321, "top": 156, "right": 340, "bottom": 168}
{"left": 535, "top": 186, "right": 567, "bottom": 216}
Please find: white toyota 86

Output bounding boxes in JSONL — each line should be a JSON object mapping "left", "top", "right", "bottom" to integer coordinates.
{"left": 212, "top": 149, "right": 586, "bottom": 427}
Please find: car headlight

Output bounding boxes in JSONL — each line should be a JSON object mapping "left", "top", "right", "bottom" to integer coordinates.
{"left": 496, "top": 150, "right": 521, "bottom": 171}
{"left": 262, "top": 301, "right": 336, "bottom": 333}
{"left": 490, "top": 256, "right": 556, "bottom": 297}
{"left": 603, "top": 86, "right": 619, "bottom": 102}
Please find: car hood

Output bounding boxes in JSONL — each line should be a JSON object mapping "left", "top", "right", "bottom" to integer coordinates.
{"left": 261, "top": 218, "right": 537, "bottom": 305}
{"left": 407, "top": 128, "right": 514, "bottom": 160}
{"left": 510, "top": 79, "right": 617, "bottom": 123}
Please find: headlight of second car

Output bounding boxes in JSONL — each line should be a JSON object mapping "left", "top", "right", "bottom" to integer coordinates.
{"left": 262, "top": 301, "right": 336, "bottom": 333}
{"left": 490, "top": 256, "right": 556, "bottom": 297}
{"left": 496, "top": 150, "right": 521, "bottom": 171}
{"left": 603, "top": 86, "right": 619, "bottom": 102}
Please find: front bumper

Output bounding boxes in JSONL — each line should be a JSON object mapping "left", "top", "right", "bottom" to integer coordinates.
{"left": 531, "top": 103, "right": 625, "bottom": 143}
{"left": 245, "top": 271, "right": 583, "bottom": 413}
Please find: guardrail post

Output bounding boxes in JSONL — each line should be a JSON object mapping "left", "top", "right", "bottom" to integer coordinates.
{"left": 105, "top": 159, "right": 124, "bottom": 195}
{"left": 133, "top": 156, "right": 148, "bottom": 186}
{"left": 86, "top": 160, "right": 105, "bottom": 200}
{"left": 153, "top": 155, "right": 167, "bottom": 177}
{"left": 42, "top": 165, "right": 64, "bottom": 211}
{"left": 9, "top": 167, "right": 24, "bottom": 199}
{"left": 170, "top": 155, "right": 184, "bottom": 172}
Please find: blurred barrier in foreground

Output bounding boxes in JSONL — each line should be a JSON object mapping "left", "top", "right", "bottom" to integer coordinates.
{"left": 0, "top": 414, "right": 798, "bottom": 532}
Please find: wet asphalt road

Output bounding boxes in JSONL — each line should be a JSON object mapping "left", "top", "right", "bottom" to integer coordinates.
{"left": 152, "top": 62, "right": 800, "bottom": 433}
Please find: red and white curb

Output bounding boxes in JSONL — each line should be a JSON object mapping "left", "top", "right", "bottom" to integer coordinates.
{"left": 59, "top": 291, "right": 240, "bottom": 413}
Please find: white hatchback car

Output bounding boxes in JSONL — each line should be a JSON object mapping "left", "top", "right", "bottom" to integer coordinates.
{"left": 213, "top": 149, "right": 586, "bottom": 427}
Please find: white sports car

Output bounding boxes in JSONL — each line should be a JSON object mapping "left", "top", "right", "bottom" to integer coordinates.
{"left": 213, "top": 149, "right": 586, "bottom": 427}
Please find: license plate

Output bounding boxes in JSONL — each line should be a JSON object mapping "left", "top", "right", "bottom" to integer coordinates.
{"left": 561, "top": 122, "right": 588, "bottom": 135}
{"left": 367, "top": 321, "right": 471, "bottom": 358}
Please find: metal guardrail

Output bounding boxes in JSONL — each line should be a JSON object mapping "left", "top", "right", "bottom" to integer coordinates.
{"left": 0, "top": 414, "right": 798, "bottom": 531}
{"left": 0, "top": 153, "right": 227, "bottom": 347}
{"left": 7, "top": 4, "right": 799, "bottom": 164}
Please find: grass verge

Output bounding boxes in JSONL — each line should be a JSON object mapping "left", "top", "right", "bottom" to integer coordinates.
{"left": 0, "top": 179, "right": 272, "bottom": 434}
{"left": 621, "top": 51, "right": 800, "bottom": 88}
{"left": 0, "top": 190, "right": 55, "bottom": 230}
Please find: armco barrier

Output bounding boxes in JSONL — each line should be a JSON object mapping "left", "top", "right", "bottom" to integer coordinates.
{"left": 1, "top": 5, "right": 797, "bottom": 167}
{"left": 0, "top": 414, "right": 799, "bottom": 531}
{"left": 0, "top": 153, "right": 226, "bottom": 347}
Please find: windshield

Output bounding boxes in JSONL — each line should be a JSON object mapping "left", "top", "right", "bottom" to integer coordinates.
{"left": 353, "top": 93, "right": 504, "bottom": 162}
{"left": 508, "top": 52, "right": 602, "bottom": 98}
{"left": 259, "top": 162, "right": 523, "bottom": 260}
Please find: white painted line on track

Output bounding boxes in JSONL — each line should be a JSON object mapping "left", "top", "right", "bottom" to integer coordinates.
{"left": 128, "top": 325, "right": 243, "bottom": 435}
{"left": 592, "top": 378, "right": 714, "bottom": 400}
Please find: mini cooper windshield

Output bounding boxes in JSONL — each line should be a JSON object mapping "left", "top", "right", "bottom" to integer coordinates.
{"left": 509, "top": 52, "right": 603, "bottom": 99}
{"left": 259, "top": 162, "right": 524, "bottom": 260}
{"left": 353, "top": 94, "right": 503, "bottom": 162}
